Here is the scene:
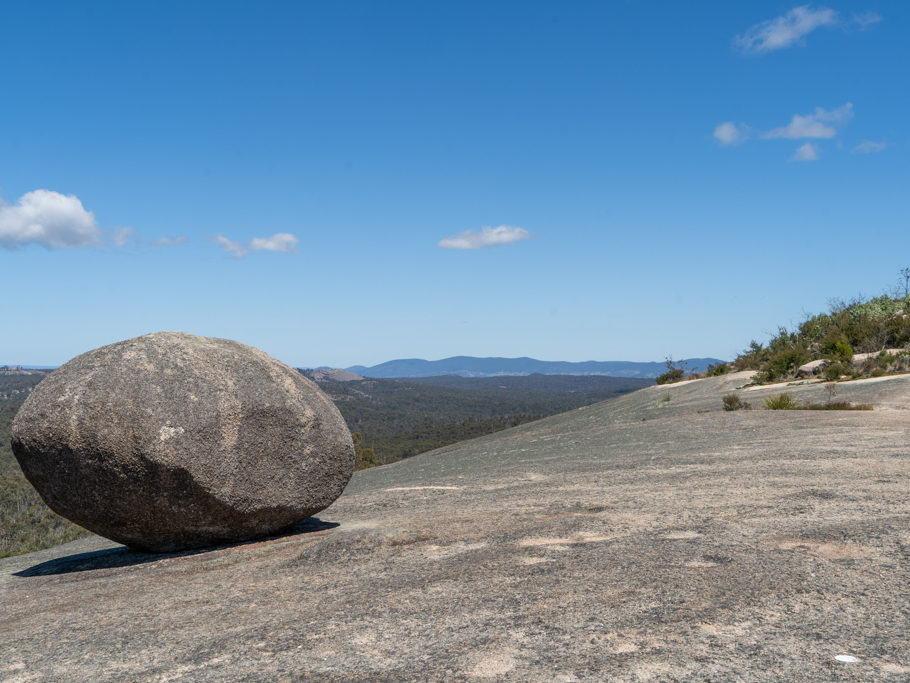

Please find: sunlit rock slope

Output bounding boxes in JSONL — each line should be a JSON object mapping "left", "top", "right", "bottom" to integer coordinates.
{"left": 2, "top": 372, "right": 908, "bottom": 681}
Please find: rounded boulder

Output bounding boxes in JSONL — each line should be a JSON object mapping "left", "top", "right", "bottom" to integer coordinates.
{"left": 11, "top": 332, "right": 355, "bottom": 552}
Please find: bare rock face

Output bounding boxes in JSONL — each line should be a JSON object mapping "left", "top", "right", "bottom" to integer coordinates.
{"left": 11, "top": 332, "right": 355, "bottom": 552}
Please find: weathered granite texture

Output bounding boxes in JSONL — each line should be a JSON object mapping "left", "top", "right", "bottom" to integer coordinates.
{"left": 10, "top": 332, "right": 354, "bottom": 552}
{"left": 1, "top": 372, "right": 908, "bottom": 680}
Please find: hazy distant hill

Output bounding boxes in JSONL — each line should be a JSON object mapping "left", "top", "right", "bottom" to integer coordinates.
{"left": 0, "top": 370, "right": 49, "bottom": 406}
{"left": 403, "top": 373, "right": 653, "bottom": 393}
{"left": 347, "top": 356, "right": 724, "bottom": 379}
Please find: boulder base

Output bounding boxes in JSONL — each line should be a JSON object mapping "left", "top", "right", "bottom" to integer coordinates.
{"left": 11, "top": 332, "right": 354, "bottom": 552}
{"left": 796, "top": 359, "right": 829, "bottom": 378}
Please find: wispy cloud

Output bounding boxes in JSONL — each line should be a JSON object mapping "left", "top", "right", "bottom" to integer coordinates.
{"left": 790, "top": 142, "right": 819, "bottom": 162}
{"left": 215, "top": 234, "right": 247, "bottom": 257}
{"left": 714, "top": 104, "right": 854, "bottom": 161}
{"left": 250, "top": 233, "right": 299, "bottom": 253}
{"left": 154, "top": 235, "right": 190, "bottom": 246}
{"left": 852, "top": 140, "right": 887, "bottom": 154}
{"left": 214, "top": 232, "right": 299, "bottom": 258}
{"left": 0, "top": 189, "right": 102, "bottom": 249}
{"left": 853, "top": 11, "right": 882, "bottom": 29}
{"left": 763, "top": 103, "right": 853, "bottom": 139}
{"left": 735, "top": 5, "right": 838, "bottom": 53}
{"left": 112, "top": 226, "right": 137, "bottom": 247}
{"left": 714, "top": 122, "right": 749, "bottom": 146}
{"left": 438, "top": 225, "right": 531, "bottom": 250}
{"left": 735, "top": 5, "right": 880, "bottom": 54}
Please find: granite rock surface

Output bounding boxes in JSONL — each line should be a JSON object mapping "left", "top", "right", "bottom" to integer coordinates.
{"left": 2, "top": 372, "right": 908, "bottom": 680}
{"left": 11, "top": 331, "right": 354, "bottom": 552}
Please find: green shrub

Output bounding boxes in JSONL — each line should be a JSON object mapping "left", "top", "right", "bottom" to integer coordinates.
{"left": 764, "top": 348, "right": 810, "bottom": 382}
{"left": 822, "top": 335, "right": 854, "bottom": 361}
{"left": 761, "top": 394, "right": 872, "bottom": 411}
{"left": 764, "top": 393, "right": 798, "bottom": 410}
{"left": 656, "top": 357, "right": 688, "bottom": 385}
{"left": 733, "top": 291, "right": 910, "bottom": 383}
{"left": 824, "top": 362, "right": 848, "bottom": 380}
{"left": 708, "top": 363, "right": 730, "bottom": 376}
{"left": 722, "top": 394, "right": 750, "bottom": 411}
{"left": 803, "top": 401, "right": 872, "bottom": 411}
{"left": 655, "top": 368, "right": 685, "bottom": 385}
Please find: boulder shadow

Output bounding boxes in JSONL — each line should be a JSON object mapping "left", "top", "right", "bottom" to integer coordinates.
{"left": 14, "top": 517, "right": 339, "bottom": 577}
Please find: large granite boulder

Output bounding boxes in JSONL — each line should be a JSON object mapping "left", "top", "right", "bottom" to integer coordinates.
{"left": 11, "top": 332, "right": 354, "bottom": 552}
{"left": 796, "top": 359, "right": 829, "bottom": 378}
{"left": 851, "top": 348, "right": 904, "bottom": 367}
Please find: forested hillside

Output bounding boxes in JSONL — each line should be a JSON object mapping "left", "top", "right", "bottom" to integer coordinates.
{"left": 303, "top": 373, "right": 651, "bottom": 462}
{"left": 0, "top": 369, "right": 48, "bottom": 405}
{"left": 1, "top": 404, "right": 89, "bottom": 558}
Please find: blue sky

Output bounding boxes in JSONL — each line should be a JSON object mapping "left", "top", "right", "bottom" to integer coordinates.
{"left": 1, "top": 1, "right": 907, "bottom": 368}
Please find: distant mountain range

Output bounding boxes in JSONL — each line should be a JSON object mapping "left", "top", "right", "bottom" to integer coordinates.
{"left": 0, "top": 366, "right": 50, "bottom": 376}
{"left": 345, "top": 356, "right": 726, "bottom": 379}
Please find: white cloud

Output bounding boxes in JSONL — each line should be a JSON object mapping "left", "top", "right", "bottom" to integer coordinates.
{"left": 215, "top": 232, "right": 299, "bottom": 257}
{"left": 112, "top": 227, "right": 137, "bottom": 247}
{"left": 0, "top": 189, "right": 102, "bottom": 249}
{"left": 735, "top": 5, "right": 839, "bottom": 53}
{"left": 853, "top": 12, "right": 882, "bottom": 29}
{"left": 852, "top": 140, "right": 887, "bottom": 154}
{"left": 214, "top": 234, "right": 247, "bottom": 257}
{"left": 714, "top": 122, "right": 748, "bottom": 146}
{"left": 790, "top": 142, "right": 819, "bottom": 162}
{"left": 250, "top": 233, "right": 299, "bottom": 253}
{"left": 764, "top": 103, "right": 853, "bottom": 139}
{"left": 154, "top": 235, "right": 190, "bottom": 246}
{"left": 438, "top": 225, "right": 532, "bottom": 250}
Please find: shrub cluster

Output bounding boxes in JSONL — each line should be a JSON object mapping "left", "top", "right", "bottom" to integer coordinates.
{"left": 764, "top": 393, "right": 799, "bottom": 410}
{"left": 733, "top": 294, "right": 910, "bottom": 383}
{"left": 707, "top": 363, "right": 730, "bottom": 376}
{"left": 722, "top": 394, "right": 750, "bottom": 411}
{"left": 803, "top": 401, "right": 872, "bottom": 411}
{"left": 762, "top": 393, "right": 872, "bottom": 411}
{"left": 655, "top": 368, "right": 685, "bottom": 385}
{"left": 655, "top": 357, "right": 687, "bottom": 385}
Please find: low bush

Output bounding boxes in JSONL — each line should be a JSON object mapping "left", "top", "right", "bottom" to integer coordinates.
{"left": 655, "top": 368, "right": 685, "bottom": 385}
{"left": 656, "top": 357, "right": 688, "bottom": 385}
{"left": 762, "top": 393, "right": 871, "bottom": 411}
{"left": 822, "top": 336, "right": 854, "bottom": 362}
{"left": 803, "top": 401, "right": 872, "bottom": 411}
{"left": 824, "top": 362, "right": 849, "bottom": 380}
{"left": 764, "top": 393, "right": 798, "bottom": 410}
{"left": 763, "top": 348, "right": 810, "bottom": 382}
{"left": 708, "top": 363, "right": 730, "bottom": 376}
{"left": 722, "top": 394, "right": 750, "bottom": 411}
